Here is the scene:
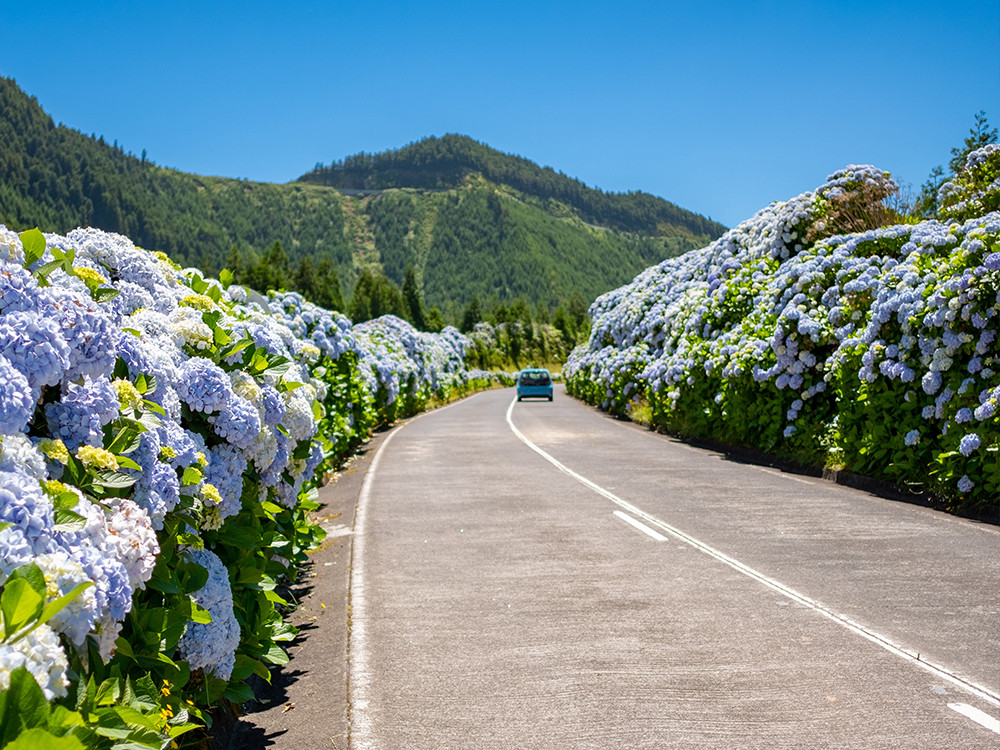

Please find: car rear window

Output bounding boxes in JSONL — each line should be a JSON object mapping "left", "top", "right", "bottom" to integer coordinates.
{"left": 521, "top": 372, "right": 551, "bottom": 386}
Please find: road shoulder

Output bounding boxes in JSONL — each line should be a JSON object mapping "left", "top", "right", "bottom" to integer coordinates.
{"left": 224, "top": 428, "right": 392, "bottom": 750}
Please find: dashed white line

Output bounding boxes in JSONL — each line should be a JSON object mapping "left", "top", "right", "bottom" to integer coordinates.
{"left": 506, "top": 397, "right": 1000, "bottom": 710}
{"left": 948, "top": 703, "right": 1000, "bottom": 734}
{"left": 613, "top": 510, "right": 668, "bottom": 541}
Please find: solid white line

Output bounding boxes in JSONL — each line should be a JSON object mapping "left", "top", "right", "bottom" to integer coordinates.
{"left": 948, "top": 703, "right": 1000, "bottom": 734}
{"left": 505, "top": 397, "right": 1000, "bottom": 709}
{"left": 348, "top": 422, "right": 403, "bottom": 750}
{"left": 349, "top": 392, "right": 483, "bottom": 749}
{"left": 755, "top": 466, "right": 816, "bottom": 486}
{"left": 613, "top": 510, "right": 668, "bottom": 541}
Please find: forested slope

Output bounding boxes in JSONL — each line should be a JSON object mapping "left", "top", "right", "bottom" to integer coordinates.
{"left": 0, "top": 77, "right": 724, "bottom": 322}
{"left": 299, "top": 133, "right": 727, "bottom": 238}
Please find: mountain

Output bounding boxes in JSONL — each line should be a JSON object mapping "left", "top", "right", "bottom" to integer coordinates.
{"left": 298, "top": 134, "right": 726, "bottom": 239}
{"left": 0, "top": 77, "right": 726, "bottom": 321}
{"left": 0, "top": 77, "right": 352, "bottom": 272}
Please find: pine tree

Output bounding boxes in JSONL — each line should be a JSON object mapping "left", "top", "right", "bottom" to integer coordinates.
{"left": 401, "top": 265, "right": 427, "bottom": 330}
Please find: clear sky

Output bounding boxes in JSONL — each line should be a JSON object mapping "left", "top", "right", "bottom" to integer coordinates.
{"left": 2, "top": 1, "right": 997, "bottom": 228}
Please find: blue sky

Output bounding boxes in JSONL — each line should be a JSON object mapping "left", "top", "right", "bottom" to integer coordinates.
{"left": 3, "top": 1, "right": 997, "bottom": 227}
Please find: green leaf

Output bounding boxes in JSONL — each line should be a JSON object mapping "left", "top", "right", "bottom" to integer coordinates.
{"left": 211, "top": 323, "right": 231, "bottom": 347}
{"left": 181, "top": 467, "right": 203, "bottom": 486}
{"left": 260, "top": 500, "right": 284, "bottom": 517}
{"left": 179, "top": 560, "right": 209, "bottom": 593}
{"left": 93, "top": 470, "right": 137, "bottom": 489}
{"left": 19, "top": 228, "right": 47, "bottom": 267}
{"left": 218, "top": 268, "right": 234, "bottom": 288}
{"left": 91, "top": 286, "right": 120, "bottom": 303}
{"left": 219, "top": 337, "right": 254, "bottom": 362}
{"left": 191, "top": 602, "right": 213, "bottom": 624}
{"left": 2, "top": 578, "right": 45, "bottom": 635}
{"left": 53, "top": 508, "right": 87, "bottom": 532}
{"left": 33, "top": 258, "right": 64, "bottom": 286}
{"left": 188, "top": 274, "right": 208, "bottom": 295}
{"left": 261, "top": 644, "right": 290, "bottom": 666}
{"left": 223, "top": 682, "right": 255, "bottom": 703}
{"left": 140, "top": 399, "right": 166, "bottom": 417}
{"left": 0, "top": 669, "right": 49, "bottom": 738}
{"left": 265, "top": 357, "right": 292, "bottom": 377}
{"left": 249, "top": 349, "right": 270, "bottom": 374}
{"left": 113, "top": 637, "right": 135, "bottom": 660}
{"left": 263, "top": 590, "right": 289, "bottom": 606}
{"left": 4, "top": 727, "right": 86, "bottom": 750}
{"left": 6, "top": 563, "right": 46, "bottom": 595}
{"left": 106, "top": 421, "right": 146, "bottom": 455}
{"left": 115, "top": 456, "right": 141, "bottom": 472}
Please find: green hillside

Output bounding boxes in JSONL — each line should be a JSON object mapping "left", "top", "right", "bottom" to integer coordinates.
{"left": 0, "top": 77, "right": 352, "bottom": 274}
{"left": 0, "top": 76, "right": 725, "bottom": 322}
{"left": 299, "top": 133, "right": 727, "bottom": 239}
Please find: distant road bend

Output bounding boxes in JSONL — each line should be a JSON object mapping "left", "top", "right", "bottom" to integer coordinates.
{"left": 349, "top": 386, "right": 1000, "bottom": 749}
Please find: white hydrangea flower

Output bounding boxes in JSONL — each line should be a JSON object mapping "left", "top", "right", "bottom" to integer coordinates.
{"left": 34, "top": 551, "right": 99, "bottom": 646}
{"left": 0, "top": 624, "right": 69, "bottom": 700}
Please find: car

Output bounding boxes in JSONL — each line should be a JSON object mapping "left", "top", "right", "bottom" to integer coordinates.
{"left": 516, "top": 368, "right": 553, "bottom": 401}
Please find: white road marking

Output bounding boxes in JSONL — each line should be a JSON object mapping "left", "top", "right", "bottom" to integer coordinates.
{"left": 348, "top": 421, "right": 402, "bottom": 749}
{"left": 506, "top": 397, "right": 1000, "bottom": 709}
{"left": 948, "top": 703, "right": 1000, "bottom": 734}
{"left": 349, "top": 393, "right": 481, "bottom": 748}
{"left": 613, "top": 510, "right": 668, "bottom": 541}
{"left": 755, "top": 466, "right": 816, "bottom": 486}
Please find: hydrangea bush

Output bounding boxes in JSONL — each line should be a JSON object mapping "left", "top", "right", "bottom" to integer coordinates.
{"left": 566, "top": 158, "right": 1000, "bottom": 517}
{"left": 0, "top": 223, "right": 501, "bottom": 747}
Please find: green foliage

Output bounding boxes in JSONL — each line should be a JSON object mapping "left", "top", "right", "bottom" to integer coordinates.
{"left": 349, "top": 269, "right": 407, "bottom": 323}
{"left": 0, "top": 79, "right": 352, "bottom": 278}
{"left": 0, "top": 562, "right": 200, "bottom": 749}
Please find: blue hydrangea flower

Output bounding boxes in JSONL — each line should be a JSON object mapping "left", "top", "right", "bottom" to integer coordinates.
{"left": 208, "top": 393, "right": 261, "bottom": 449}
{"left": 0, "top": 259, "right": 42, "bottom": 314}
{"left": 175, "top": 357, "right": 233, "bottom": 413}
{"left": 155, "top": 416, "right": 199, "bottom": 469}
{"left": 0, "top": 354, "right": 35, "bottom": 435}
{"left": 178, "top": 549, "right": 240, "bottom": 680}
{"left": 959, "top": 433, "right": 982, "bottom": 456}
{"left": 0, "top": 310, "right": 70, "bottom": 395}
{"left": 202, "top": 443, "right": 247, "bottom": 522}
{"left": 260, "top": 384, "right": 285, "bottom": 427}
{"left": 0, "top": 469, "right": 55, "bottom": 556}
{"left": 44, "top": 287, "right": 119, "bottom": 381}
{"left": 44, "top": 377, "right": 120, "bottom": 451}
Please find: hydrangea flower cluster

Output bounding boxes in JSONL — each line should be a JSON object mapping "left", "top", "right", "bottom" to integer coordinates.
{"left": 177, "top": 549, "right": 240, "bottom": 680}
{"left": 0, "top": 221, "right": 497, "bottom": 722}
{"left": 353, "top": 315, "right": 468, "bottom": 405}
{"left": 565, "top": 167, "right": 999, "bottom": 510}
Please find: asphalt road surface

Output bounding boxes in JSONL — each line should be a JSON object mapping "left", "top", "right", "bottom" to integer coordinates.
{"left": 348, "top": 386, "right": 1000, "bottom": 749}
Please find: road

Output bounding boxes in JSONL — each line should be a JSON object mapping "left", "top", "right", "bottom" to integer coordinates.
{"left": 348, "top": 386, "right": 1000, "bottom": 748}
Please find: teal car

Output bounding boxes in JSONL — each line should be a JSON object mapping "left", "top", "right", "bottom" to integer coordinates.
{"left": 516, "top": 368, "right": 553, "bottom": 401}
